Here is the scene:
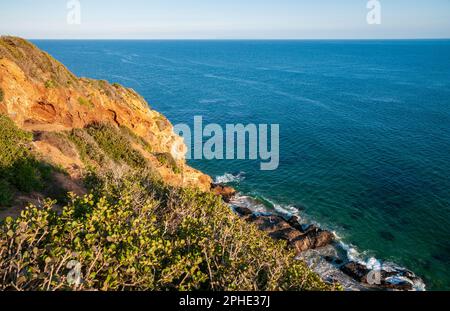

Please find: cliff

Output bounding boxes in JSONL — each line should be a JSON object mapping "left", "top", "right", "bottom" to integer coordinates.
{"left": 0, "top": 36, "right": 211, "bottom": 202}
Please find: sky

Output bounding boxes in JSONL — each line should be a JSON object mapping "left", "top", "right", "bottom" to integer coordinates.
{"left": 1, "top": 0, "right": 450, "bottom": 39}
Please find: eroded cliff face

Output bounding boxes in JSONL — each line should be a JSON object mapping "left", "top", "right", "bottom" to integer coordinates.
{"left": 0, "top": 36, "right": 211, "bottom": 192}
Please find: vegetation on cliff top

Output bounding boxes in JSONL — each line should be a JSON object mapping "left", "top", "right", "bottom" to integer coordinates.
{"left": 0, "top": 115, "right": 61, "bottom": 206}
{"left": 0, "top": 36, "right": 77, "bottom": 87}
{"left": 0, "top": 36, "right": 143, "bottom": 109}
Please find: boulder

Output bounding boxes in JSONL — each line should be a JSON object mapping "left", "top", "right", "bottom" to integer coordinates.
{"left": 381, "top": 280, "right": 413, "bottom": 291}
{"left": 323, "top": 256, "right": 344, "bottom": 265}
{"left": 286, "top": 215, "right": 303, "bottom": 231}
{"left": 340, "top": 262, "right": 371, "bottom": 283}
{"left": 290, "top": 225, "right": 334, "bottom": 253}
{"left": 247, "top": 215, "right": 334, "bottom": 252}
{"left": 340, "top": 262, "right": 415, "bottom": 290}
{"left": 248, "top": 215, "right": 293, "bottom": 233}
{"left": 211, "top": 184, "right": 236, "bottom": 202}
{"left": 269, "top": 227, "right": 303, "bottom": 241}
{"left": 233, "top": 206, "right": 253, "bottom": 216}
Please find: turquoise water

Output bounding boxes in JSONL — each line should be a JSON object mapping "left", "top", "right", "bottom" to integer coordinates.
{"left": 33, "top": 40, "right": 450, "bottom": 290}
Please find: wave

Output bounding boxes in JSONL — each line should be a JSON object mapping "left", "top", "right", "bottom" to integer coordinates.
{"left": 217, "top": 173, "right": 426, "bottom": 291}
{"left": 214, "top": 172, "right": 245, "bottom": 184}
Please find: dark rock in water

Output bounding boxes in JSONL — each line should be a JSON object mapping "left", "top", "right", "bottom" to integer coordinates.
{"left": 246, "top": 215, "right": 333, "bottom": 252}
{"left": 211, "top": 184, "right": 236, "bottom": 202}
{"left": 233, "top": 206, "right": 253, "bottom": 216}
{"left": 249, "top": 215, "right": 294, "bottom": 233}
{"left": 324, "top": 256, "right": 335, "bottom": 263}
{"left": 379, "top": 231, "right": 395, "bottom": 241}
{"left": 290, "top": 226, "right": 334, "bottom": 253}
{"left": 381, "top": 280, "right": 413, "bottom": 291}
{"left": 341, "top": 262, "right": 415, "bottom": 290}
{"left": 269, "top": 227, "right": 303, "bottom": 241}
{"left": 286, "top": 215, "right": 303, "bottom": 231}
{"left": 324, "top": 256, "right": 344, "bottom": 266}
{"left": 340, "top": 262, "right": 371, "bottom": 283}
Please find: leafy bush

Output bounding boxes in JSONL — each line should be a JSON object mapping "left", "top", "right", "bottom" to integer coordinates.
{"left": 0, "top": 180, "right": 12, "bottom": 207}
{"left": 0, "top": 172, "right": 335, "bottom": 291}
{"left": 10, "top": 158, "right": 51, "bottom": 193}
{"left": 86, "top": 123, "right": 148, "bottom": 169}
{"left": 120, "top": 125, "right": 153, "bottom": 153}
{"left": 0, "top": 115, "right": 56, "bottom": 206}
{"left": 77, "top": 97, "right": 94, "bottom": 109}
{"left": 155, "top": 152, "right": 181, "bottom": 174}
{"left": 0, "top": 115, "right": 33, "bottom": 205}
{"left": 0, "top": 114, "right": 33, "bottom": 168}
{"left": 44, "top": 80, "right": 56, "bottom": 89}
{"left": 68, "top": 128, "right": 107, "bottom": 166}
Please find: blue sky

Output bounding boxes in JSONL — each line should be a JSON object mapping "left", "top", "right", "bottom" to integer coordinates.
{"left": 1, "top": 0, "right": 450, "bottom": 39}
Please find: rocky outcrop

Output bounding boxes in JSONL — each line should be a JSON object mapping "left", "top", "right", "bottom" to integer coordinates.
{"left": 339, "top": 261, "right": 371, "bottom": 283}
{"left": 339, "top": 261, "right": 417, "bottom": 291}
{"left": 0, "top": 36, "right": 211, "bottom": 191}
{"left": 228, "top": 193, "right": 335, "bottom": 254}
{"left": 290, "top": 225, "right": 335, "bottom": 253}
{"left": 246, "top": 215, "right": 334, "bottom": 254}
{"left": 211, "top": 184, "right": 236, "bottom": 203}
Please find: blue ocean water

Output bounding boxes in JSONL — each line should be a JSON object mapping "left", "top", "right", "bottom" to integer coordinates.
{"left": 33, "top": 40, "right": 450, "bottom": 290}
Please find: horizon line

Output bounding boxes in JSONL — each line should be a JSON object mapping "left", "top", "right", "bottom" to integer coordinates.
{"left": 22, "top": 37, "right": 450, "bottom": 41}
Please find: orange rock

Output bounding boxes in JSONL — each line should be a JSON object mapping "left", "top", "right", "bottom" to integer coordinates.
{"left": 0, "top": 36, "right": 212, "bottom": 191}
{"left": 211, "top": 185, "right": 236, "bottom": 202}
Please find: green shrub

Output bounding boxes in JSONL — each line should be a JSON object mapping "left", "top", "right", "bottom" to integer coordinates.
{"left": 155, "top": 152, "right": 181, "bottom": 174}
{"left": 0, "top": 115, "right": 55, "bottom": 205}
{"left": 0, "top": 114, "right": 33, "bottom": 168}
{"left": 86, "top": 123, "right": 147, "bottom": 169}
{"left": 44, "top": 79, "right": 56, "bottom": 89}
{"left": 68, "top": 128, "right": 106, "bottom": 166}
{"left": 0, "top": 180, "right": 13, "bottom": 207}
{"left": 0, "top": 172, "right": 336, "bottom": 291}
{"left": 11, "top": 158, "right": 44, "bottom": 192}
{"left": 78, "top": 97, "right": 94, "bottom": 109}
{"left": 0, "top": 87, "right": 4, "bottom": 102}
{"left": 120, "top": 126, "right": 153, "bottom": 153}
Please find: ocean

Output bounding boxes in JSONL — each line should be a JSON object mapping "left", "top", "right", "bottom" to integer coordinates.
{"left": 33, "top": 40, "right": 450, "bottom": 290}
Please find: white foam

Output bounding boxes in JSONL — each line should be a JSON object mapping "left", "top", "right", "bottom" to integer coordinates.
{"left": 229, "top": 195, "right": 267, "bottom": 214}
{"left": 214, "top": 172, "right": 245, "bottom": 184}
